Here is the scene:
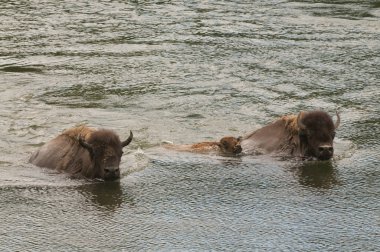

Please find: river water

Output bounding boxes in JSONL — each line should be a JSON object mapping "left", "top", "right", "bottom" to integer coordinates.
{"left": 0, "top": 0, "right": 379, "bottom": 251}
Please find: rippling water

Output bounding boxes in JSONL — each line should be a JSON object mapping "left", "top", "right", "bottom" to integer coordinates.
{"left": 1, "top": 1, "right": 379, "bottom": 251}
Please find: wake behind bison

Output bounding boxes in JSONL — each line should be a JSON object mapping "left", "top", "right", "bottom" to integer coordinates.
{"left": 241, "top": 110, "right": 340, "bottom": 160}
{"left": 29, "top": 126, "right": 133, "bottom": 181}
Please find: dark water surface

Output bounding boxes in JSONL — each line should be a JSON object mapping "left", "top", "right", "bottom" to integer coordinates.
{"left": 1, "top": 0, "right": 379, "bottom": 251}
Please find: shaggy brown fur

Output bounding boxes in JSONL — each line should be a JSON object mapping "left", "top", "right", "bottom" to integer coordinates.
{"left": 164, "top": 136, "right": 242, "bottom": 155}
{"left": 282, "top": 114, "right": 299, "bottom": 135}
{"left": 29, "top": 125, "right": 133, "bottom": 180}
{"left": 62, "top": 125, "right": 96, "bottom": 140}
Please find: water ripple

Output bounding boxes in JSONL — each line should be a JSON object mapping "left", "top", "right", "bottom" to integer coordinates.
{"left": 1, "top": 0, "right": 379, "bottom": 251}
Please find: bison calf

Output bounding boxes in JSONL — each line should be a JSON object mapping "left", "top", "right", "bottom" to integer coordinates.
{"left": 29, "top": 126, "right": 133, "bottom": 181}
{"left": 164, "top": 136, "right": 242, "bottom": 155}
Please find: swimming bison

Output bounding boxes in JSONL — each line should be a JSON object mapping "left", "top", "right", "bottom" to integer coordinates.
{"left": 29, "top": 126, "right": 133, "bottom": 180}
{"left": 241, "top": 110, "right": 340, "bottom": 160}
{"left": 164, "top": 136, "right": 242, "bottom": 155}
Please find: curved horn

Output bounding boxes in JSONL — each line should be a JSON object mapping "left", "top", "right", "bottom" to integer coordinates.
{"left": 78, "top": 137, "right": 94, "bottom": 157}
{"left": 334, "top": 111, "right": 341, "bottom": 129}
{"left": 297, "top": 111, "right": 306, "bottom": 130}
{"left": 121, "top": 131, "right": 133, "bottom": 147}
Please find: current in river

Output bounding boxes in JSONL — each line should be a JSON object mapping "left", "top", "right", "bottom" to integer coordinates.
{"left": 0, "top": 1, "right": 379, "bottom": 251}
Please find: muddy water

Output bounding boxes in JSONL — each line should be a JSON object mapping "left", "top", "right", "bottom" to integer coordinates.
{"left": 0, "top": 1, "right": 379, "bottom": 251}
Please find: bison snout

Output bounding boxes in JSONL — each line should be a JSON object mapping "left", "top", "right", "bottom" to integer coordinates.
{"left": 104, "top": 167, "right": 120, "bottom": 180}
{"left": 234, "top": 145, "right": 242, "bottom": 154}
{"left": 317, "top": 145, "right": 333, "bottom": 160}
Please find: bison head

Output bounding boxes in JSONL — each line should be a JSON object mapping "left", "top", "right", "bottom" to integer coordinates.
{"left": 218, "top": 136, "right": 243, "bottom": 154}
{"left": 297, "top": 111, "right": 340, "bottom": 160}
{"left": 79, "top": 130, "right": 133, "bottom": 181}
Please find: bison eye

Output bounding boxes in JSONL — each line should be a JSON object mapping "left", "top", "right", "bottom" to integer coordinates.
{"left": 299, "top": 130, "right": 308, "bottom": 137}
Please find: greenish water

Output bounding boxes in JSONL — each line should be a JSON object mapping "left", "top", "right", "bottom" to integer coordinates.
{"left": 0, "top": 0, "right": 379, "bottom": 251}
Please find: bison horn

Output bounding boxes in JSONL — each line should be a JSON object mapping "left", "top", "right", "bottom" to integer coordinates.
{"left": 297, "top": 111, "right": 306, "bottom": 130}
{"left": 78, "top": 137, "right": 94, "bottom": 157}
{"left": 121, "top": 131, "right": 133, "bottom": 147}
{"left": 334, "top": 111, "right": 341, "bottom": 129}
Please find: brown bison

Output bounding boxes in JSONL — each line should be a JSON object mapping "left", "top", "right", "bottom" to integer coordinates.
{"left": 29, "top": 126, "right": 133, "bottom": 180}
{"left": 163, "top": 136, "right": 242, "bottom": 155}
{"left": 241, "top": 110, "right": 340, "bottom": 160}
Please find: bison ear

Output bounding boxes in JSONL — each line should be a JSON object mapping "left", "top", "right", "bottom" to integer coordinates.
{"left": 121, "top": 131, "right": 133, "bottom": 148}
{"left": 79, "top": 137, "right": 94, "bottom": 158}
{"left": 297, "top": 111, "right": 307, "bottom": 130}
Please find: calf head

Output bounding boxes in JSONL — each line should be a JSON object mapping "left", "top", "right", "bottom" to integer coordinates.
{"left": 79, "top": 130, "right": 133, "bottom": 180}
{"left": 218, "top": 136, "right": 242, "bottom": 154}
{"left": 297, "top": 111, "right": 340, "bottom": 160}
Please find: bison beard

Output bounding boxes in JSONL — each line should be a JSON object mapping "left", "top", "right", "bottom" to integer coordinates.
{"left": 241, "top": 110, "right": 340, "bottom": 160}
{"left": 29, "top": 126, "right": 133, "bottom": 180}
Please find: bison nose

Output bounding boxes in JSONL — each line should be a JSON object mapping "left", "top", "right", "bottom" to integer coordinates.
{"left": 104, "top": 167, "right": 120, "bottom": 180}
{"left": 234, "top": 145, "right": 242, "bottom": 154}
{"left": 104, "top": 167, "right": 119, "bottom": 175}
{"left": 318, "top": 145, "right": 333, "bottom": 160}
{"left": 318, "top": 146, "right": 333, "bottom": 153}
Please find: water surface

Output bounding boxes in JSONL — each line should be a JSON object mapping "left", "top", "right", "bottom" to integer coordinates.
{"left": 1, "top": 0, "right": 379, "bottom": 251}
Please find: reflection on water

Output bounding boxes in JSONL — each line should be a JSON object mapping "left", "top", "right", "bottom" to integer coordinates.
{"left": 289, "top": 160, "right": 340, "bottom": 189}
{"left": 76, "top": 182, "right": 130, "bottom": 211}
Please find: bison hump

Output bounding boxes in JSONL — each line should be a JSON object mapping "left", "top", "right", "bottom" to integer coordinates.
{"left": 62, "top": 125, "right": 97, "bottom": 141}
{"left": 29, "top": 134, "right": 92, "bottom": 173}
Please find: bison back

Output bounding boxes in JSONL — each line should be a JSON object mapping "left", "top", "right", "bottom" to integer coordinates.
{"left": 241, "top": 119, "right": 291, "bottom": 154}
{"left": 29, "top": 135, "right": 92, "bottom": 176}
{"left": 163, "top": 142, "right": 219, "bottom": 154}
